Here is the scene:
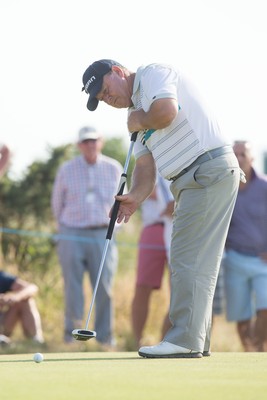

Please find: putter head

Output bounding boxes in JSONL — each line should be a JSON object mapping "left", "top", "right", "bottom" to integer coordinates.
{"left": 72, "top": 329, "right": 97, "bottom": 341}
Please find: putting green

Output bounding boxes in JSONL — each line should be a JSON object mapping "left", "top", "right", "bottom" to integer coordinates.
{"left": 1, "top": 352, "right": 267, "bottom": 400}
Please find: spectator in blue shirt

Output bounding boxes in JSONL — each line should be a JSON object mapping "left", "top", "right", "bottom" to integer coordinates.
{"left": 223, "top": 140, "right": 267, "bottom": 351}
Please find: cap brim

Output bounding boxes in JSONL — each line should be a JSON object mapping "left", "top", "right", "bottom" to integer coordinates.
{"left": 87, "top": 97, "right": 99, "bottom": 111}
{"left": 78, "top": 133, "right": 101, "bottom": 142}
{"left": 86, "top": 79, "right": 103, "bottom": 111}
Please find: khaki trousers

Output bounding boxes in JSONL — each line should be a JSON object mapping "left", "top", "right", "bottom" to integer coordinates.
{"left": 164, "top": 152, "right": 240, "bottom": 352}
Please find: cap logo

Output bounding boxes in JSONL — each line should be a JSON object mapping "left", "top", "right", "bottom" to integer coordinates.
{"left": 84, "top": 75, "right": 96, "bottom": 93}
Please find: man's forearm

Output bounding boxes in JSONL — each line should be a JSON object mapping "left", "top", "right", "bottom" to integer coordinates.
{"left": 129, "top": 156, "right": 156, "bottom": 204}
{"left": 10, "top": 280, "right": 38, "bottom": 302}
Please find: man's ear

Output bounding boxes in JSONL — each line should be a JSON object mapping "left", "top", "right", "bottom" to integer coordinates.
{"left": 111, "top": 65, "right": 124, "bottom": 76}
{"left": 98, "top": 137, "right": 104, "bottom": 149}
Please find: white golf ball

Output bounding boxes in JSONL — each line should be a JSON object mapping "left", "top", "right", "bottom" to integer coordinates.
{"left": 33, "top": 352, "right": 44, "bottom": 363}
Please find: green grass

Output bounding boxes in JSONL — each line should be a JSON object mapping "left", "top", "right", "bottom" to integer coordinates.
{"left": 1, "top": 352, "right": 267, "bottom": 400}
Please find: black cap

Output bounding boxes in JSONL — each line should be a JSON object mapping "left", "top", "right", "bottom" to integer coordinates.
{"left": 82, "top": 59, "right": 123, "bottom": 111}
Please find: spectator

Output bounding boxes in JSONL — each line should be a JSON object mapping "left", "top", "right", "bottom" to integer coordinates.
{"left": 51, "top": 126, "right": 123, "bottom": 346}
{"left": 223, "top": 140, "right": 267, "bottom": 352}
{"left": 81, "top": 59, "right": 241, "bottom": 358}
{"left": 131, "top": 174, "right": 174, "bottom": 348}
{"left": 0, "top": 270, "right": 44, "bottom": 345}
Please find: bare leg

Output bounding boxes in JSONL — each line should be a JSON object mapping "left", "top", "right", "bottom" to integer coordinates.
{"left": 3, "top": 299, "right": 44, "bottom": 342}
{"left": 2, "top": 304, "right": 21, "bottom": 337}
{"left": 253, "top": 309, "right": 267, "bottom": 352}
{"left": 237, "top": 320, "right": 256, "bottom": 351}
{"left": 21, "top": 298, "right": 44, "bottom": 342}
{"left": 131, "top": 285, "right": 152, "bottom": 348}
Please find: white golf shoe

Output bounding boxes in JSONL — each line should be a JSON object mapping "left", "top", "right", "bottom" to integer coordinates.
{"left": 138, "top": 341, "right": 203, "bottom": 358}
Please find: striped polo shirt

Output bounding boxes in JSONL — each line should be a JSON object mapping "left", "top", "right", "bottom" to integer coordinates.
{"left": 130, "top": 63, "right": 229, "bottom": 180}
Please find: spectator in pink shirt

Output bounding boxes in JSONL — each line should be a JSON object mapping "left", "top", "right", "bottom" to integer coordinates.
{"left": 51, "top": 126, "right": 124, "bottom": 346}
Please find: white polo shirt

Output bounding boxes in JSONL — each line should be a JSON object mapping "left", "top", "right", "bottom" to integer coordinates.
{"left": 130, "top": 63, "right": 229, "bottom": 179}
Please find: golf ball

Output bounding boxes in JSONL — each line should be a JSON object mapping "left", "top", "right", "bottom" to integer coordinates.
{"left": 33, "top": 352, "right": 44, "bottom": 363}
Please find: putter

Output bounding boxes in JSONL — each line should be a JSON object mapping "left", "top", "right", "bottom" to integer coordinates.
{"left": 72, "top": 131, "right": 138, "bottom": 341}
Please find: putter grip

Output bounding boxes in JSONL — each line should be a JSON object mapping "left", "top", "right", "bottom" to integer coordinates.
{"left": 106, "top": 173, "right": 127, "bottom": 240}
{"left": 131, "top": 131, "right": 138, "bottom": 142}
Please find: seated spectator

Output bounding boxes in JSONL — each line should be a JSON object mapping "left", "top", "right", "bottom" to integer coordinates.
{"left": 0, "top": 270, "right": 44, "bottom": 345}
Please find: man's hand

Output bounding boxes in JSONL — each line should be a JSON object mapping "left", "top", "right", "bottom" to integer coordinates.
{"left": 0, "top": 292, "right": 19, "bottom": 308}
{"left": 110, "top": 153, "right": 156, "bottom": 224}
{"left": 109, "top": 193, "right": 140, "bottom": 224}
{"left": 0, "top": 279, "right": 39, "bottom": 309}
{"left": 127, "top": 99, "right": 178, "bottom": 133}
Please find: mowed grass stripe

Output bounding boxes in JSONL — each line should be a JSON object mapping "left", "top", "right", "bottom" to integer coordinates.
{"left": 1, "top": 352, "right": 267, "bottom": 400}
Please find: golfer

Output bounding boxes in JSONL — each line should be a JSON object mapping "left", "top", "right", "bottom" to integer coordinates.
{"left": 81, "top": 59, "right": 241, "bottom": 358}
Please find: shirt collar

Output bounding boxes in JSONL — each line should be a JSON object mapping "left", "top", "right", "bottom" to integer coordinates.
{"left": 80, "top": 153, "right": 103, "bottom": 166}
{"left": 131, "top": 65, "right": 146, "bottom": 100}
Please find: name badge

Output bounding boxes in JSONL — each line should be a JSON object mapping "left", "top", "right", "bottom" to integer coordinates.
{"left": 86, "top": 189, "right": 95, "bottom": 203}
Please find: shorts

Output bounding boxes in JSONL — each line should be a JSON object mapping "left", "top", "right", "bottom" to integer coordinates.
{"left": 136, "top": 223, "right": 168, "bottom": 289}
{"left": 223, "top": 249, "right": 267, "bottom": 321}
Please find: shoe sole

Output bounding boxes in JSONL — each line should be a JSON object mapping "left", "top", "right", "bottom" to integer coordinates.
{"left": 203, "top": 351, "right": 211, "bottom": 357}
{"left": 138, "top": 351, "right": 203, "bottom": 359}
